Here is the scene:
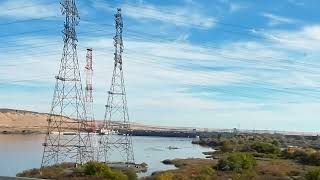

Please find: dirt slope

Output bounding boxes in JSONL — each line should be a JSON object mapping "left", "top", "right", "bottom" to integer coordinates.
{"left": 0, "top": 109, "right": 49, "bottom": 133}
{"left": 0, "top": 108, "right": 195, "bottom": 134}
{"left": 0, "top": 109, "right": 83, "bottom": 134}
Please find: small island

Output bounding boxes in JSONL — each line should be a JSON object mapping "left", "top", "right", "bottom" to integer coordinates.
{"left": 17, "top": 161, "right": 147, "bottom": 180}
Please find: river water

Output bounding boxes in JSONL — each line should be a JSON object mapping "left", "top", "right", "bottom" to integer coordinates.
{"left": 0, "top": 134, "right": 211, "bottom": 177}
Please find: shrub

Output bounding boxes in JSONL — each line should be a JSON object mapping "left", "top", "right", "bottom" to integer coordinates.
{"left": 82, "top": 161, "right": 128, "bottom": 180}
{"left": 110, "top": 170, "right": 128, "bottom": 180}
{"left": 17, "top": 163, "right": 74, "bottom": 179}
{"left": 16, "top": 168, "right": 40, "bottom": 178}
{"left": 40, "top": 166, "right": 65, "bottom": 179}
{"left": 230, "top": 170, "right": 256, "bottom": 180}
{"left": 83, "top": 161, "right": 112, "bottom": 176}
{"left": 195, "top": 139, "right": 223, "bottom": 147}
{"left": 217, "top": 152, "right": 256, "bottom": 172}
{"left": 305, "top": 168, "right": 320, "bottom": 180}
{"left": 250, "top": 152, "right": 278, "bottom": 159}
{"left": 123, "top": 168, "right": 138, "bottom": 180}
{"left": 200, "top": 166, "right": 215, "bottom": 176}
{"left": 250, "top": 142, "right": 280, "bottom": 154}
{"left": 271, "top": 140, "right": 280, "bottom": 146}
{"left": 301, "top": 152, "right": 320, "bottom": 166}
{"left": 282, "top": 149, "right": 320, "bottom": 166}
{"left": 198, "top": 166, "right": 216, "bottom": 179}
{"left": 156, "top": 172, "right": 174, "bottom": 180}
{"left": 221, "top": 140, "right": 237, "bottom": 152}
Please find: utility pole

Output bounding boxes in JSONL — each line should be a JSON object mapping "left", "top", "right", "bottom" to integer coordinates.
{"left": 41, "top": 0, "right": 93, "bottom": 167}
{"left": 98, "top": 8, "right": 135, "bottom": 164}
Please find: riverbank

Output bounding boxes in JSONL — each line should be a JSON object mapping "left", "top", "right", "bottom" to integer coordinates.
{"left": 146, "top": 158, "right": 317, "bottom": 180}
{"left": 17, "top": 161, "right": 142, "bottom": 180}
{"left": 144, "top": 134, "right": 320, "bottom": 180}
{"left": 17, "top": 157, "right": 318, "bottom": 180}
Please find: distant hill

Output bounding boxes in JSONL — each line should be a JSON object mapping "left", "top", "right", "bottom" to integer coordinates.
{"left": 0, "top": 108, "right": 80, "bottom": 134}
{"left": 0, "top": 108, "right": 317, "bottom": 136}
{"left": 0, "top": 108, "right": 48, "bottom": 114}
{"left": 0, "top": 108, "right": 50, "bottom": 134}
{"left": 0, "top": 108, "right": 197, "bottom": 134}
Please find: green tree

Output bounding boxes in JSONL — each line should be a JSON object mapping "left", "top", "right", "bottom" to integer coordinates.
{"left": 83, "top": 161, "right": 128, "bottom": 180}
{"left": 221, "top": 140, "right": 237, "bottom": 152}
{"left": 250, "top": 142, "right": 280, "bottom": 154}
{"left": 217, "top": 152, "right": 256, "bottom": 172}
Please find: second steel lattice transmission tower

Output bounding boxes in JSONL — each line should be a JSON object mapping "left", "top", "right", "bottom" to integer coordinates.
{"left": 98, "top": 8, "right": 135, "bottom": 164}
{"left": 41, "top": 0, "right": 93, "bottom": 167}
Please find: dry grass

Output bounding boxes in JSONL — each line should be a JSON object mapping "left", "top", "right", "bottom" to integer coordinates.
{"left": 17, "top": 163, "right": 75, "bottom": 179}
{"left": 151, "top": 159, "right": 217, "bottom": 180}
{"left": 149, "top": 158, "right": 316, "bottom": 180}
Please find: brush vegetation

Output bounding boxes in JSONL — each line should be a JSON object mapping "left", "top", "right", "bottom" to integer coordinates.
{"left": 17, "top": 161, "right": 137, "bottom": 180}
{"left": 148, "top": 134, "right": 320, "bottom": 180}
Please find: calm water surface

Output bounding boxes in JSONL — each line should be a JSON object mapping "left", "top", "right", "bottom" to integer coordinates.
{"left": 0, "top": 134, "right": 211, "bottom": 177}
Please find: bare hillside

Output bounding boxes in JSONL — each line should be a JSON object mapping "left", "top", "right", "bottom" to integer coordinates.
{"left": 0, "top": 108, "right": 197, "bottom": 134}
{"left": 0, "top": 109, "right": 49, "bottom": 133}
{"left": 0, "top": 109, "right": 80, "bottom": 134}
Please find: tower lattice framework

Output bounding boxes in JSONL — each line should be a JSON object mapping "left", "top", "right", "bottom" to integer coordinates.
{"left": 85, "top": 48, "right": 94, "bottom": 127}
{"left": 98, "top": 8, "right": 135, "bottom": 164}
{"left": 41, "top": 0, "right": 93, "bottom": 167}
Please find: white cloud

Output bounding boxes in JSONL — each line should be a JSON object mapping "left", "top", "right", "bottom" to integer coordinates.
{"left": 229, "top": 3, "right": 247, "bottom": 13}
{"left": 263, "top": 25, "right": 320, "bottom": 51}
{"left": 262, "top": 12, "right": 299, "bottom": 26}
{"left": 80, "top": 38, "right": 252, "bottom": 90}
{"left": 0, "top": 0, "right": 58, "bottom": 19}
{"left": 92, "top": 1, "right": 216, "bottom": 29}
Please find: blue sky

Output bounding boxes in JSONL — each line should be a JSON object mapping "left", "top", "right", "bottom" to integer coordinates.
{"left": 1, "top": 0, "right": 320, "bottom": 132}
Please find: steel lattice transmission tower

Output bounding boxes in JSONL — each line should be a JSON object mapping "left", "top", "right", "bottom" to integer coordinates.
{"left": 41, "top": 0, "right": 93, "bottom": 167}
{"left": 98, "top": 8, "right": 135, "bottom": 164}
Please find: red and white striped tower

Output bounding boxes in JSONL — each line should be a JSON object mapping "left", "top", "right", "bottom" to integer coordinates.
{"left": 85, "top": 48, "right": 95, "bottom": 131}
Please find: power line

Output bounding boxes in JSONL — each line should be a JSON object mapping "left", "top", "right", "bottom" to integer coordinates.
{"left": 2, "top": 48, "right": 320, "bottom": 101}
{"left": 2, "top": 35, "right": 320, "bottom": 77}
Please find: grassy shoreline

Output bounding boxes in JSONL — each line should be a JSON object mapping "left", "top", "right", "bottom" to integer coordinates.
{"left": 145, "top": 134, "right": 320, "bottom": 180}
{"left": 146, "top": 158, "right": 318, "bottom": 180}
{"left": 17, "top": 161, "right": 145, "bottom": 180}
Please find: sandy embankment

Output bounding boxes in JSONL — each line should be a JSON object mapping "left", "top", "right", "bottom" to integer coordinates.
{"left": 0, "top": 109, "right": 168, "bottom": 134}
{"left": 0, "top": 109, "right": 82, "bottom": 134}
{"left": 0, "top": 108, "right": 197, "bottom": 134}
{"left": 0, "top": 109, "right": 48, "bottom": 133}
